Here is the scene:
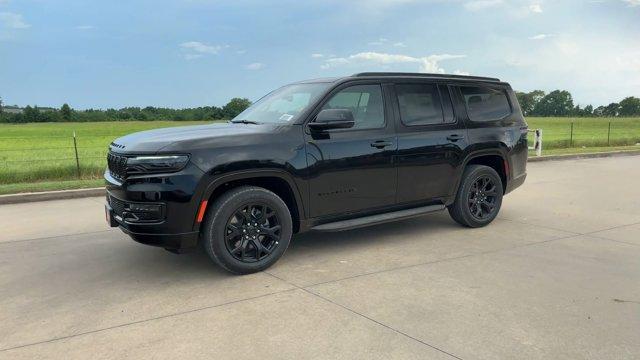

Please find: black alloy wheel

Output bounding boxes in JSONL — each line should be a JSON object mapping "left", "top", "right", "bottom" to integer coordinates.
{"left": 202, "top": 186, "right": 293, "bottom": 274}
{"left": 467, "top": 175, "right": 499, "bottom": 220}
{"left": 225, "top": 203, "right": 282, "bottom": 262}
{"left": 448, "top": 165, "right": 503, "bottom": 228}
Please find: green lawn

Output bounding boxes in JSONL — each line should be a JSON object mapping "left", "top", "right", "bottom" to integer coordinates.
{"left": 526, "top": 117, "right": 640, "bottom": 149}
{"left": 0, "top": 118, "right": 639, "bottom": 194}
{"left": 0, "top": 121, "right": 210, "bottom": 184}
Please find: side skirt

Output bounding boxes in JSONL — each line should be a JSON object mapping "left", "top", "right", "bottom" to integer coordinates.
{"left": 310, "top": 204, "right": 445, "bottom": 232}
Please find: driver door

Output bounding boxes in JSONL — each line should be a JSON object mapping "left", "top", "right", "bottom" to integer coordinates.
{"left": 304, "top": 83, "right": 398, "bottom": 218}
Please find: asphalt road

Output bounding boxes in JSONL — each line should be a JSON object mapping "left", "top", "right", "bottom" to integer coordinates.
{"left": 1, "top": 156, "right": 639, "bottom": 359}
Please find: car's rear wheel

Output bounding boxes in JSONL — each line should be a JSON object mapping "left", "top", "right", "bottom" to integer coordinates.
{"left": 448, "top": 165, "right": 503, "bottom": 228}
{"left": 202, "top": 186, "right": 292, "bottom": 274}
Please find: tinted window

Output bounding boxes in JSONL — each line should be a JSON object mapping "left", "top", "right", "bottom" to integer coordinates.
{"left": 460, "top": 86, "right": 511, "bottom": 121}
{"left": 396, "top": 84, "right": 444, "bottom": 126}
{"left": 322, "top": 85, "right": 384, "bottom": 129}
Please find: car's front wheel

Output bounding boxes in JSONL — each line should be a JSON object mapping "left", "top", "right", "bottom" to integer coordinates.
{"left": 202, "top": 186, "right": 292, "bottom": 274}
{"left": 448, "top": 165, "right": 503, "bottom": 228}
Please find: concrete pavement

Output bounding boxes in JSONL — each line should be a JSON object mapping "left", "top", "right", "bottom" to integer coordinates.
{"left": 1, "top": 156, "right": 639, "bottom": 359}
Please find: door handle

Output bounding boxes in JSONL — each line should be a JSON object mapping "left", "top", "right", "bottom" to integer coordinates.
{"left": 370, "top": 140, "right": 393, "bottom": 149}
{"left": 446, "top": 134, "right": 464, "bottom": 142}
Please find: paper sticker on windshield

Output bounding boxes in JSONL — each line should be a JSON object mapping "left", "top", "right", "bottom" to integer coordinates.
{"left": 279, "top": 114, "right": 294, "bottom": 121}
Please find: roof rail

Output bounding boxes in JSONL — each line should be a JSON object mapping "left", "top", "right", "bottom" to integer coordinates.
{"left": 352, "top": 72, "right": 501, "bottom": 82}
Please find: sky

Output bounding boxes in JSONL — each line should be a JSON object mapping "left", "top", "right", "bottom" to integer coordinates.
{"left": 1, "top": 0, "right": 639, "bottom": 109}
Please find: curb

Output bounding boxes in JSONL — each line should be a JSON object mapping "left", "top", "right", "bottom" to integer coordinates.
{"left": 1, "top": 150, "right": 638, "bottom": 205}
{"left": 0, "top": 187, "right": 105, "bottom": 205}
{"left": 527, "top": 149, "right": 640, "bottom": 162}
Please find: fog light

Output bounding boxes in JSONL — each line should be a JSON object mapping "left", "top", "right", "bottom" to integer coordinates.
{"left": 129, "top": 203, "right": 162, "bottom": 212}
{"left": 124, "top": 203, "right": 164, "bottom": 222}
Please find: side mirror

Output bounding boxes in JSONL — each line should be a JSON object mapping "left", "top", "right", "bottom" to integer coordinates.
{"left": 308, "top": 109, "right": 355, "bottom": 131}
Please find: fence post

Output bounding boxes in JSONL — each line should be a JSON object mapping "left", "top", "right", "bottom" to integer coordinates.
{"left": 73, "top": 131, "right": 81, "bottom": 178}
{"left": 570, "top": 122, "right": 574, "bottom": 147}
{"left": 607, "top": 121, "right": 611, "bottom": 146}
{"left": 537, "top": 129, "right": 543, "bottom": 157}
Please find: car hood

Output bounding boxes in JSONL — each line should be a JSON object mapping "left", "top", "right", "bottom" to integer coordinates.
{"left": 109, "top": 123, "right": 268, "bottom": 153}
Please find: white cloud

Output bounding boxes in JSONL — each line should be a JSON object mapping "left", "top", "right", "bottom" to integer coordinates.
{"left": 236, "top": 49, "right": 247, "bottom": 55}
{"left": 464, "top": 0, "right": 504, "bottom": 11}
{"left": 529, "top": 3, "right": 543, "bottom": 13}
{"left": 179, "top": 41, "right": 222, "bottom": 55}
{"left": 75, "top": 25, "right": 95, "bottom": 30}
{"left": 246, "top": 62, "right": 265, "bottom": 70}
{"left": 321, "top": 51, "right": 465, "bottom": 73}
{"left": 311, "top": 53, "right": 324, "bottom": 58}
{"left": 529, "top": 33, "right": 554, "bottom": 40}
{"left": 0, "top": 12, "right": 30, "bottom": 29}
{"left": 622, "top": 0, "right": 640, "bottom": 6}
{"left": 393, "top": 42, "right": 407, "bottom": 47}
{"left": 453, "top": 69, "right": 471, "bottom": 75}
{"left": 183, "top": 54, "right": 203, "bottom": 60}
{"left": 504, "top": 33, "right": 640, "bottom": 105}
{"left": 368, "top": 37, "right": 389, "bottom": 46}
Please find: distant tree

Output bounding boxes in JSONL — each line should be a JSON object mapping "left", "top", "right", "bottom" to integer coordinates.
{"left": 583, "top": 104, "right": 594, "bottom": 116}
{"left": 0, "top": 96, "right": 3, "bottom": 114}
{"left": 516, "top": 90, "right": 545, "bottom": 116}
{"left": 532, "top": 90, "right": 574, "bottom": 116}
{"left": 23, "top": 106, "right": 41, "bottom": 122}
{"left": 61, "top": 103, "right": 73, "bottom": 121}
{"left": 602, "top": 102, "right": 620, "bottom": 117}
{"left": 223, "top": 98, "right": 252, "bottom": 119}
{"left": 618, "top": 97, "right": 640, "bottom": 116}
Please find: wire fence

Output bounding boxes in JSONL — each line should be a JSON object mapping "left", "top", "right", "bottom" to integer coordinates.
{"left": 1, "top": 119, "right": 639, "bottom": 184}
{"left": 526, "top": 119, "right": 640, "bottom": 151}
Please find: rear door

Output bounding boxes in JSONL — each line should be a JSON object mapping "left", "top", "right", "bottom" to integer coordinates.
{"left": 392, "top": 82, "right": 468, "bottom": 204}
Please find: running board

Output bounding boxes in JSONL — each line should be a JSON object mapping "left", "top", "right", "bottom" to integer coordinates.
{"left": 311, "top": 204, "right": 445, "bottom": 232}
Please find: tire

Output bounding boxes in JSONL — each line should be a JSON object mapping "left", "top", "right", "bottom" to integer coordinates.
{"left": 202, "top": 186, "right": 293, "bottom": 274}
{"left": 448, "top": 165, "right": 503, "bottom": 228}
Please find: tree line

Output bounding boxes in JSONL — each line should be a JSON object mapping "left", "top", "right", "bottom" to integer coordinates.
{"left": 1, "top": 90, "right": 640, "bottom": 124}
{"left": 0, "top": 97, "right": 252, "bottom": 124}
{"left": 516, "top": 90, "right": 640, "bottom": 117}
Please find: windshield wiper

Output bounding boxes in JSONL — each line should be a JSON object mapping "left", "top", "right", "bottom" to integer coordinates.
{"left": 230, "top": 119, "right": 260, "bottom": 124}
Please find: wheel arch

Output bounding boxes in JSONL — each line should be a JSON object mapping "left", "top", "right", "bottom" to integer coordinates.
{"left": 456, "top": 149, "right": 509, "bottom": 195}
{"left": 194, "top": 169, "right": 305, "bottom": 234}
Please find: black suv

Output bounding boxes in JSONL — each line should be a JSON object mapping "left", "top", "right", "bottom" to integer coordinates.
{"left": 105, "top": 72, "right": 528, "bottom": 274}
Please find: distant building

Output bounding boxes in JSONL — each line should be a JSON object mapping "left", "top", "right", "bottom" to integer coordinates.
{"left": 3, "top": 106, "right": 23, "bottom": 114}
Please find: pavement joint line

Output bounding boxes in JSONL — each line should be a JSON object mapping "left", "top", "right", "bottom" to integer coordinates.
{"left": 582, "top": 220, "right": 640, "bottom": 236}
{"left": 583, "top": 234, "right": 640, "bottom": 248}
{"left": 0, "top": 229, "right": 115, "bottom": 246}
{"left": 0, "top": 287, "right": 299, "bottom": 353}
{"left": 498, "top": 217, "right": 582, "bottom": 235}
{"left": 302, "top": 287, "right": 464, "bottom": 360}
{"left": 299, "top": 232, "right": 584, "bottom": 289}
{"left": 263, "top": 271, "right": 464, "bottom": 360}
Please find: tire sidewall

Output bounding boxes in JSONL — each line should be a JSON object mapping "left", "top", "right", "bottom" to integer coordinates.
{"left": 456, "top": 166, "right": 503, "bottom": 227}
{"left": 204, "top": 187, "right": 292, "bottom": 274}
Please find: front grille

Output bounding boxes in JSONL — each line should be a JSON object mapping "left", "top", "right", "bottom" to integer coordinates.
{"left": 107, "top": 152, "right": 128, "bottom": 181}
{"left": 109, "top": 195, "right": 126, "bottom": 216}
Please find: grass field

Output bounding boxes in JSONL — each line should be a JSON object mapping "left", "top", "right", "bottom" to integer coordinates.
{"left": 1, "top": 118, "right": 639, "bottom": 192}
{"left": 526, "top": 117, "right": 640, "bottom": 149}
{"left": 0, "top": 121, "right": 210, "bottom": 184}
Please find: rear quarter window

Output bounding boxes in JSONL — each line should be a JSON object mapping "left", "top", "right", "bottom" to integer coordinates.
{"left": 460, "top": 86, "right": 511, "bottom": 122}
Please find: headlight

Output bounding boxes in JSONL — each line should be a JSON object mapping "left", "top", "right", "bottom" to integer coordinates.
{"left": 126, "top": 155, "right": 190, "bottom": 175}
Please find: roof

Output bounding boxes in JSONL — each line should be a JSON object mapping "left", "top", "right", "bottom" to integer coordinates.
{"left": 351, "top": 72, "right": 501, "bottom": 82}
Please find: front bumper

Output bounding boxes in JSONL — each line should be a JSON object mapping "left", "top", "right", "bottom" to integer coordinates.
{"left": 104, "top": 163, "right": 206, "bottom": 251}
{"left": 105, "top": 201, "right": 199, "bottom": 250}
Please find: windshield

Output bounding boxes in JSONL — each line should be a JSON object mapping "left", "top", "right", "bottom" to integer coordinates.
{"left": 232, "top": 82, "right": 331, "bottom": 124}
